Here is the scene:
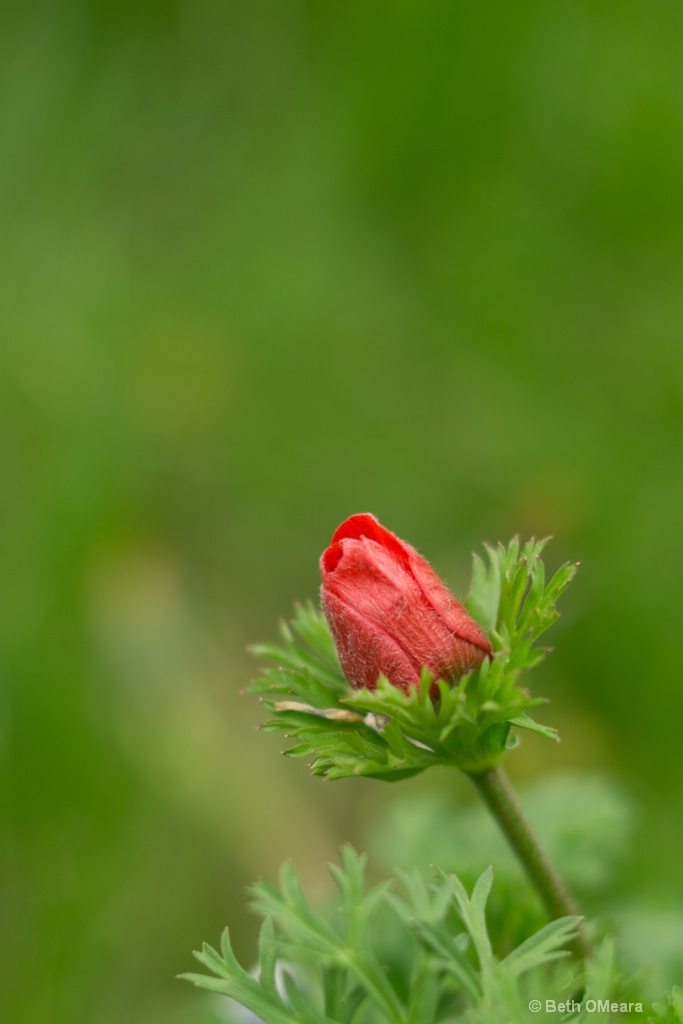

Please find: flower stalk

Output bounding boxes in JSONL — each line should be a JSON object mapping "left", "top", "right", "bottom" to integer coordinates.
{"left": 468, "top": 764, "right": 592, "bottom": 961}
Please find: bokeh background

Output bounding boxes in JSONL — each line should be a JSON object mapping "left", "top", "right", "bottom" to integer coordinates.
{"left": 2, "top": 2, "right": 683, "bottom": 1021}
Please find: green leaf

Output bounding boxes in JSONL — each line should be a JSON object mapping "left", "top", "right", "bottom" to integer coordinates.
{"left": 194, "top": 940, "right": 233, "bottom": 979}
{"left": 500, "top": 915, "right": 579, "bottom": 978}
{"left": 650, "top": 986, "right": 683, "bottom": 1023}
{"left": 405, "top": 948, "right": 441, "bottom": 1024}
{"left": 448, "top": 866, "right": 494, "bottom": 967}
{"left": 465, "top": 547, "right": 501, "bottom": 633}
{"left": 509, "top": 712, "right": 559, "bottom": 742}
{"left": 257, "top": 917, "right": 280, "bottom": 1003}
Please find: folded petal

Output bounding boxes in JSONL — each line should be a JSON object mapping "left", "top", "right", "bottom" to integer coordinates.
{"left": 405, "top": 547, "right": 492, "bottom": 655}
{"left": 320, "top": 590, "right": 421, "bottom": 692}
{"left": 321, "top": 513, "right": 492, "bottom": 691}
{"left": 329, "top": 514, "right": 491, "bottom": 657}
{"left": 331, "top": 513, "right": 411, "bottom": 567}
{"left": 322, "top": 537, "right": 453, "bottom": 666}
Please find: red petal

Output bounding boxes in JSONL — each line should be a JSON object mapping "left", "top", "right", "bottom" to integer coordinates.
{"left": 322, "top": 537, "right": 444, "bottom": 661}
{"left": 330, "top": 514, "right": 491, "bottom": 657}
{"left": 405, "top": 548, "right": 492, "bottom": 656}
{"left": 321, "top": 541, "right": 343, "bottom": 574}
{"left": 321, "top": 590, "right": 421, "bottom": 693}
{"left": 321, "top": 513, "right": 492, "bottom": 690}
{"left": 330, "top": 513, "right": 411, "bottom": 567}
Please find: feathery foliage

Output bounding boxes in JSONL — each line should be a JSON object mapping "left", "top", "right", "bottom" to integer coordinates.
{"left": 182, "top": 847, "right": 611, "bottom": 1024}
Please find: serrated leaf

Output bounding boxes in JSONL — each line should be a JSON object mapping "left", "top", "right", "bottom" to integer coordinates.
{"left": 501, "top": 916, "right": 579, "bottom": 978}
{"left": 257, "top": 918, "right": 280, "bottom": 1002}
{"left": 650, "top": 986, "right": 683, "bottom": 1023}
{"left": 405, "top": 948, "right": 441, "bottom": 1024}
{"left": 468, "top": 867, "right": 495, "bottom": 965}
{"left": 466, "top": 549, "right": 501, "bottom": 632}
{"left": 509, "top": 713, "right": 560, "bottom": 742}
{"left": 182, "top": 960, "right": 300, "bottom": 1024}
{"left": 193, "top": 941, "right": 232, "bottom": 979}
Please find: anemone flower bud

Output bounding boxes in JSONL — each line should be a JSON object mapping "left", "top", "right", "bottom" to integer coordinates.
{"left": 320, "top": 513, "right": 492, "bottom": 694}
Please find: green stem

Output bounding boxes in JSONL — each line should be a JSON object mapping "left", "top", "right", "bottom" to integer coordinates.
{"left": 468, "top": 765, "right": 591, "bottom": 961}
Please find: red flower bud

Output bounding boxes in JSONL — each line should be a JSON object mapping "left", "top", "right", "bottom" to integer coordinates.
{"left": 320, "top": 513, "right": 492, "bottom": 694}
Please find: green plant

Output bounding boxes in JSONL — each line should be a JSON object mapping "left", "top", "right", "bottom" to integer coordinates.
{"left": 184, "top": 536, "right": 681, "bottom": 1021}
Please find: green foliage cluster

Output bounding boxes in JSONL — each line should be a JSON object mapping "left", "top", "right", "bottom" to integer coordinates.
{"left": 652, "top": 989, "right": 683, "bottom": 1024}
{"left": 183, "top": 846, "right": 665, "bottom": 1024}
{"left": 250, "top": 539, "right": 575, "bottom": 778}
{"left": 186, "top": 539, "right": 683, "bottom": 1020}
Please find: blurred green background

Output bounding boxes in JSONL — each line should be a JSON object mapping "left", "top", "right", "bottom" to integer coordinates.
{"left": 2, "top": 1, "right": 683, "bottom": 1021}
